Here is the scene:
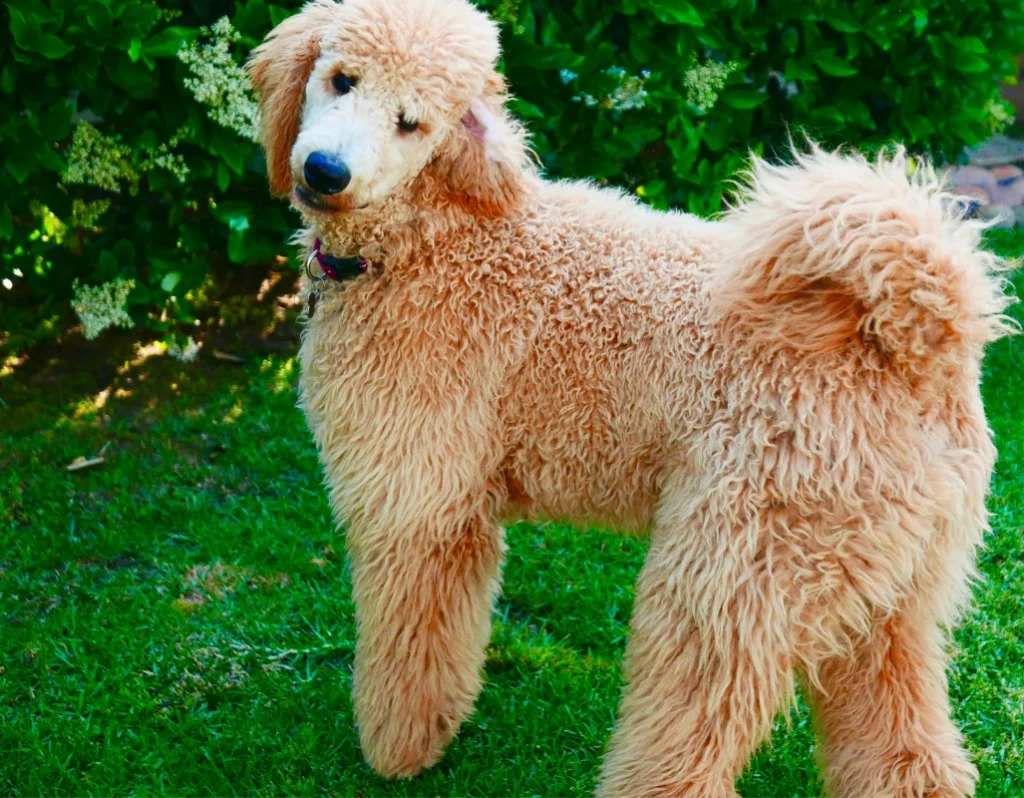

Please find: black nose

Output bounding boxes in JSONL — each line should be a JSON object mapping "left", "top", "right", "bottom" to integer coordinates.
{"left": 303, "top": 151, "right": 351, "bottom": 195}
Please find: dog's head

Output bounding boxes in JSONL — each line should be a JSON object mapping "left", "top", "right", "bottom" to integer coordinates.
{"left": 247, "top": 0, "right": 529, "bottom": 221}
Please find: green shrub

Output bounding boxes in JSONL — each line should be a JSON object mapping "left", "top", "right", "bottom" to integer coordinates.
{"left": 2, "top": 0, "right": 1021, "bottom": 351}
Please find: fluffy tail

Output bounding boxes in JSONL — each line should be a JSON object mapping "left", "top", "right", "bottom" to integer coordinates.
{"left": 713, "top": 146, "right": 1016, "bottom": 378}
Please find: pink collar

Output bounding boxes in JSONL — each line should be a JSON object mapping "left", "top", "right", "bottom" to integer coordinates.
{"left": 312, "top": 238, "right": 369, "bottom": 282}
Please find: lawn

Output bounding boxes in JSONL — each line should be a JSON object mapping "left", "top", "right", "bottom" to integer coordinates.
{"left": 2, "top": 230, "right": 1023, "bottom": 797}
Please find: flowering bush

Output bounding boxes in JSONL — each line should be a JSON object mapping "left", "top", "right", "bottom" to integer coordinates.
{"left": 71, "top": 277, "right": 135, "bottom": 340}
{"left": 2, "top": 0, "right": 1022, "bottom": 351}
{"left": 1, "top": 1, "right": 293, "bottom": 353}
{"left": 179, "top": 18, "right": 260, "bottom": 143}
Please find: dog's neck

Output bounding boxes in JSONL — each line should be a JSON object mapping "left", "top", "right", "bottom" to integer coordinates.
{"left": 308, "top": 177, "right": 531, "bottom": 278}
{"left": 312, "top": 193, "right": 418, "bottom": 271}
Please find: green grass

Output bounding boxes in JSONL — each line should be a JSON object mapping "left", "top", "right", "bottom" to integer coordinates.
{"left": 3, "top": 230, "right": 1023, "bottom": 796}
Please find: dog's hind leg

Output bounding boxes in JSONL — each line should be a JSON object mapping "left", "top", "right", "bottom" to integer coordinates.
{"left": 808, "top": 595, "right": 977, "bottom": 798}
{"left": 348, "top": 510, "right": 505, "bottom": 779}
{"left": 596, "top": 479, "right": 799, "bottom": 798}
{"left": 806, "top": 436, "right": 989, "bottom": 798}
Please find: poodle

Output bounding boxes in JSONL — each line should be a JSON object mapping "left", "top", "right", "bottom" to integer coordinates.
{"left": 248, "top": 1, "right": 1014, "bottom": 794}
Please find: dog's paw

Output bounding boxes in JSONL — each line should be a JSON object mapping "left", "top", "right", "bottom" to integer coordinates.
{"left": 827, "top": 748, "right": 978, "bottom": 798}
{"left": 359, "top": 706, "right": 459, "bottom": 780}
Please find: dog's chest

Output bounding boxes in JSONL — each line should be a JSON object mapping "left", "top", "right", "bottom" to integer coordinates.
{"left": 298, "top": 273, "right": 538, "bottom": 450}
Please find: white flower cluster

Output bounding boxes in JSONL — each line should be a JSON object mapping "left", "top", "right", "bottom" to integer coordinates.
{"left": 63, "top": 123, "right": 140, "bottom": 194}
{"left": 72, "top": 199, "right": 112, "bottom": 228}
{"left": 683, "top": 58, "right": 737, "bottom": 113}
{"left": 139, "top": 132, "right": 191, "bottom": 182}
{"left": 492, "top": 0, "right": 526, "bottom": 35}
{"left": 179, "top": 17, "right": 260, "bottom": 142}
{"left": 985, "top": 99, "right": 1014, "bottom": 134}
{"left": 63, "top": 123, "right": 190, "bottom": 194}
{"left": 72, "top": 277, "right": 135, "bottom": 340}
{"left": 147, "top": 151, "right": 190, "bottom": 180}
{"left": 167, "top": 335, "right": 201, "bottom": 363}
{"left": 569, "top": 66, "right": 650, "bottom": 112}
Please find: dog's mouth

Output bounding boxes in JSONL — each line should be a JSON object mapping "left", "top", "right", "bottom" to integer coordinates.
{"left": 294, "top": 185, "right": 342, "bottom": 214}
{"left": 293, "top": 185, "right": 371, "bottom": 215}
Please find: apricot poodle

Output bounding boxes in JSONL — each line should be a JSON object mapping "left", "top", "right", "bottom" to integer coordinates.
{"left": 248, "top": 1, "right": 1014, "bottom": 794}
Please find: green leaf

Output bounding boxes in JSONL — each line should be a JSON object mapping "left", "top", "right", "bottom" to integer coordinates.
{"left": 33, "top": 34, "right": 74, "bottom": 59}
{"left": 143, "top": 26, "right": 199, "bottom": 58}
{"left": 2, "top": 64, "right": 16, "bottom": 95}
{"left": 211, "top": 200, "right": 254, "bottom": 224}
{"left": 113, "top": 239, "right": 136, "bottom": 268}
{"left": 722, "top": 88, "right": 768, "bottom": 110}
{"left": 41, "top": 101, "right": 75, "bottom": 140}
{"left": 98, "top": 249, "right": 119, "bottom": 278}
{"left": 119, "top": 4, "right": 161, "bottom": 32}
{"left": 236, "top": 0, "right": 268, "bottom": 35}
{"left": 268, "top": 5, "right": 291, "bottom": 27}
{"left": 37, "top": 145, "right": 64, "bottom": 173}
{"left": 954, "top": 54, "right": 990, "bottom": 74}
{"left": 216, "top": 161, "right": 231, "bottom": 192}
{"left": 780, "top": 27, "right": 799, "bottom": 54}
{"left": 508, "top": 97, "right": 544, "bottom": 120}
{"left": 902, "top": 81, "right": 921, "bottom": 113}
{"left": 902, "top": 114, "right": 935, "bottom": 142}
{"left": 956, "top": 36, "right": 987, "bottom": 56}
{"left": 808, "top": 105, "right": 845, "bottom": 126}
{"left": 105, "top": 55, "right": 159, "bottom": 98}
{"left": 179, "top": 225, "right": 209, "bottom": 254}
{"left": 839, "top": 100, "right": 873, "bottom": 129}
{"left": 8, "top": 6, "right": 41, "bottom": 49}
{"left": 912, "top": 8, "right": 928, "bottom": 36}
{"left": 228, "top": 215, "right": 250, "bottom": 233}
{"left": 136, "top": 130, "right": 159, "bottom": 151}
{"left": 87, "top": 0, "right": 113, "bottom": 36}
{"left": 646, "top": 1, "right": 703, "bottom": 27}
{"left": 161, "top": 271, "right": 182, "bottom": 292}
{"left": 5, "top": 151, "right": 36, "bottom": 183}
{"left": 826, "top": 12, "right": 861, "bottom": 34}
{"left": 228, "top": 227, "right": 248, "bottom": 263}
{"left": 637, "top": 179, "right": 665, "bottom": 198}
{"left": 0, "top": 208, "right": 13, "bottom": 240}
{"left": 813, "top": 50, "right": 857, "bottom": 77}
{"left": 128, "top": 37, "right": 143, "bottom": 61}
{"left": 784, "top": 57, "right": 818, "bottom": 82}
{"left": 208, "top": 129, "right": 249, "bottom": 175}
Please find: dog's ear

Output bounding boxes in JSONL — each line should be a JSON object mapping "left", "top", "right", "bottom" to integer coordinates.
{"left": 433, "top": 80, "right": 531, "bottom": 217}
{"left": 247, "top": 0, "right": 336, "bottom": 196}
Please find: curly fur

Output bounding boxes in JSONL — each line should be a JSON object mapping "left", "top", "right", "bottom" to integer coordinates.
{"left": 250, "top": 1, "right": 1015, "bottom": 794}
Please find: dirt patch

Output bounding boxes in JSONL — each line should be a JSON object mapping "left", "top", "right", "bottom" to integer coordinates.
{"left": 174, "top": 562, "right": 251, "bottom": 612}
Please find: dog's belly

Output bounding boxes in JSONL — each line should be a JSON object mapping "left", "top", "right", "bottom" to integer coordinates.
{"left": 496, "top": 345, "right": 684, "bottom": 532}
{"left": 494, "top": 275, "right": 714, "bottom": 532}
{"left": 499, "top": 434, "right": 663, "bottom": 532}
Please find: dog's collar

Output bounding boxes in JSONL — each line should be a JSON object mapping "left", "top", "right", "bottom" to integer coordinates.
{"left": 307, "top": 237, "right": 369, "bottom": 283}
{"left": 305, "top": 238, "right": 379, "bottom": 317}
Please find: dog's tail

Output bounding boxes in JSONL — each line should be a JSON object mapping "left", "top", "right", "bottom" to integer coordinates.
{"left": 713, "top": 146, "right": 1016, "bottom": 380}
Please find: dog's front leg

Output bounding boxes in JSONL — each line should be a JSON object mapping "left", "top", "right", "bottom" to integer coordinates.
{"left": 348, "top": 510, "right": 505, "bottom": 779}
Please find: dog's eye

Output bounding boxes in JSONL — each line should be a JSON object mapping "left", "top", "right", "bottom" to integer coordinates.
{"left": 332, "top": 73, "right": 356, "bottom": 95}
{"left": 397, "top": 114, "right": 419, "bottom": 133}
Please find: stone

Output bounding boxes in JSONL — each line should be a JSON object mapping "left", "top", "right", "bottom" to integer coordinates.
{"left": 990, "top": 177, "right": 1024, "bottom": 208}
{"left": 964, "top": 134, "right": 1024, "bottom": 167}
{"left": 991, "top": 164, "right": 1024, "bottom": 184}
{"left": 949, "top": 165, "right": 996, "bottom": 191}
